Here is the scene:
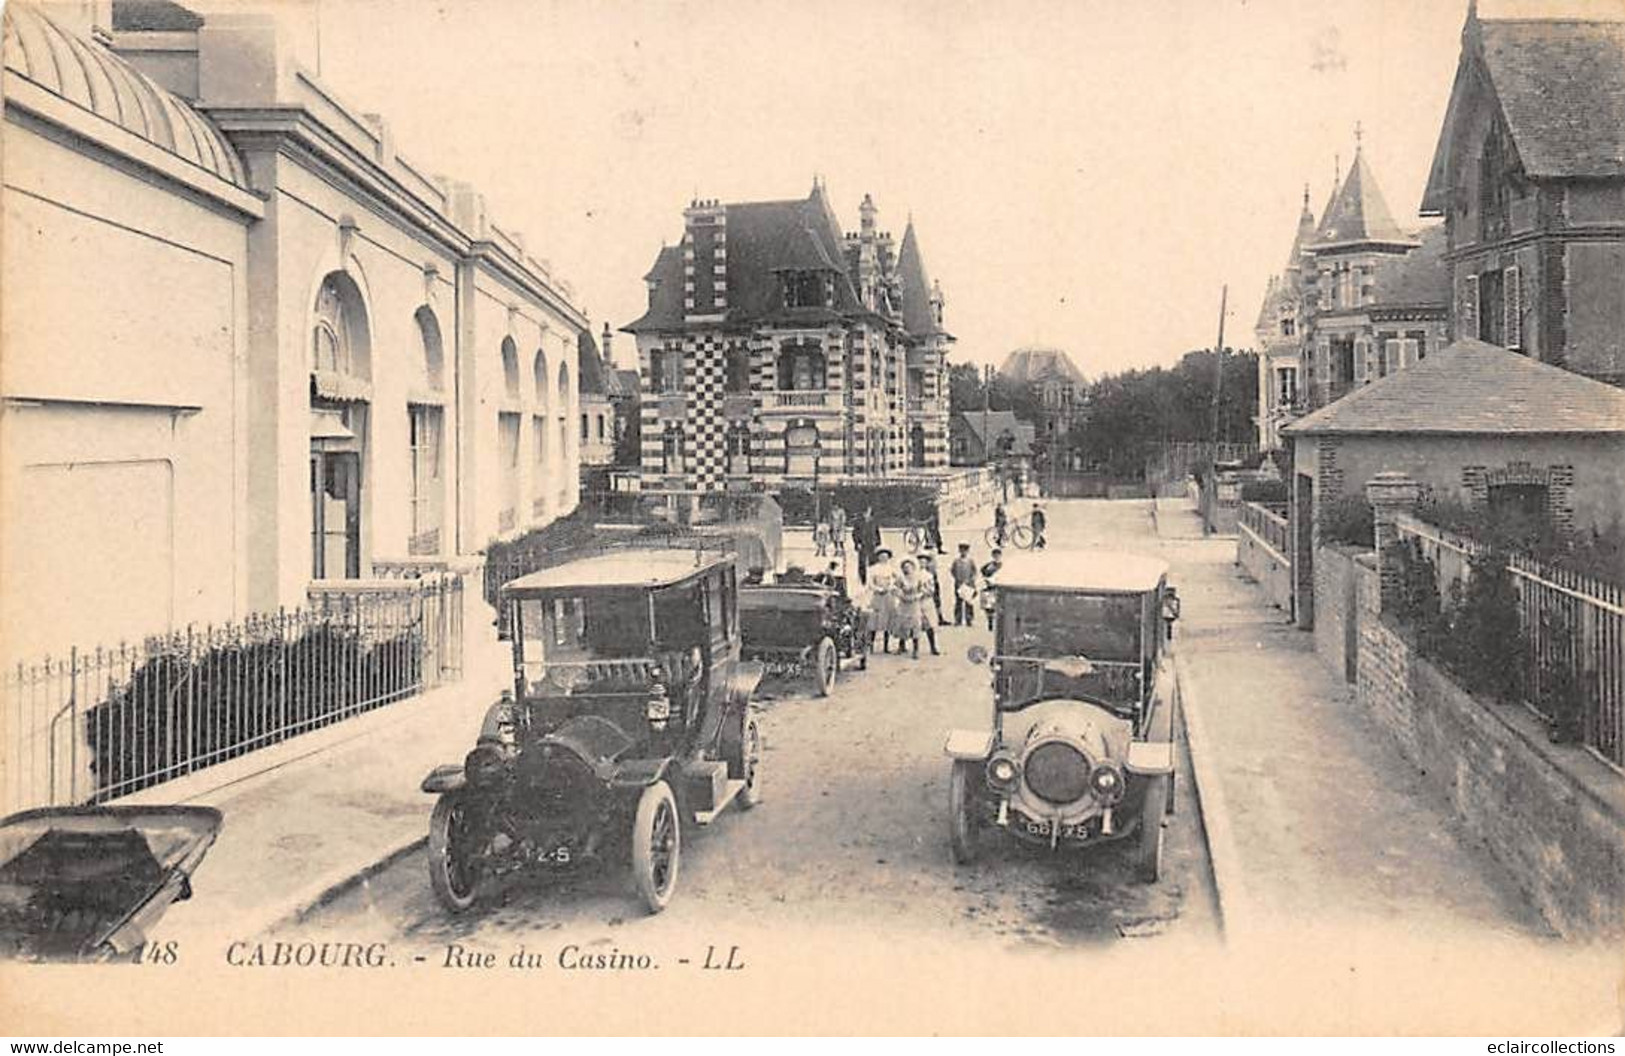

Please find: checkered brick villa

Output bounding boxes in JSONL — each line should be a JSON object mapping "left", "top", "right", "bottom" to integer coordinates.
{"left": 623, "top": 181, "right": 953, "bottom": 492}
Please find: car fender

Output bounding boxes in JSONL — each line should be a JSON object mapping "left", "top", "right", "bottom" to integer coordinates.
{"left": 943, "top": 728, "right": 994, "bottom": 760}
{"left": 607, "top": 757, "right": 674, "bottom": 789}
{"left": 1125, "top": 741, "right": 1173, "bottom": 775}
{"left": 725, "top": 660, "right": 765, "bottom": 705}
{"left": 421, "top": 764, "right": 467, "bottom": 794}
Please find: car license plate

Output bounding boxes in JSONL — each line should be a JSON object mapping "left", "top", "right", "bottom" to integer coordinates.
{"left": 1020, "top": 817, "right": 1093, "bottom": 840}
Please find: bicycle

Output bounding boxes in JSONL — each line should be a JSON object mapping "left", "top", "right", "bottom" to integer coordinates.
{"left": 983, "top": 522, "right": 1035, "bottom": 549}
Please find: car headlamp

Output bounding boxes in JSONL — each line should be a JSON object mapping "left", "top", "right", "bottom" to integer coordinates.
{"left": 1089, "top": 762, "right": 1125, "bottom": 803}
{"left": 646, "top": 686, "right": 671, "bottom": 728}
{"left": 987, "top": 753, "right": 1020, "bottom": 789}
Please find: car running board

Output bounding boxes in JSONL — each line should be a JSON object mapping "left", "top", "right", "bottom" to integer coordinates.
{"left": 692, "top": 780, "right": 747, "bottom": 826}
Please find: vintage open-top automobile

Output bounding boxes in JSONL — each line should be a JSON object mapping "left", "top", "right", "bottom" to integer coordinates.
{"left": 738, "top": 567, "right": 867, "bottom": 695}
{"left": 421, "top": 548, "right": 763, "bottom": 914}
{"left": 0, "top": 804, "right": 222, "bottom": 961}
{"left": 943, "top": 550, "right": 1181, "bottom": 882}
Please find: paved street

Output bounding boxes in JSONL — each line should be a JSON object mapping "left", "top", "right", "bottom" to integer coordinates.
{"left": 291, "top": 501, "right": 1220, "bottom": 949}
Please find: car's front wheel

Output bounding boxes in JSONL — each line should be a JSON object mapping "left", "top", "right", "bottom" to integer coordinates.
{"left": 1134, "top": 776, "right": 1169, "bottom": 884}
{"left": 428, "top": 793, "right": 491, "bottom": 912}
{"left": 814, "top": 636, "right": 838, "bottom": 696}
{"left": 949, "top": 760, "right": 983, "bottom": 865}
{"left": 630, "top": 780, "right": 681, "bottom": 914}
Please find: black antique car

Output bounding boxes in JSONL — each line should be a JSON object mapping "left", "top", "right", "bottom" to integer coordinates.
{"left": 738, "top": 569, "right": 867, "bottom": 696}
{"left": 943, "top": 551, "right": 1181, "bottom": 882}
{"left": 0, "top": 805, "right": 221, "bottom": 962}
{"left": 421, "top": 549, "right": 763, "bottom": 914}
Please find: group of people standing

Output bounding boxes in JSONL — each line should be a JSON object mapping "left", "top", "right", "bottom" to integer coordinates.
{"left": 802, "top": 496, "right": 1014, "bottom": 660}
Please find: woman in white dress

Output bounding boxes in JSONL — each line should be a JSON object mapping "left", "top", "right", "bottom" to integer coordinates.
{"left": 867, "top": 548, "right": 898, "bottom": 654}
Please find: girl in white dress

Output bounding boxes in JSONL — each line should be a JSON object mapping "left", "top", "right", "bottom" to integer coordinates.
{"left": 867, "top": 548, "right": 898, "bottom": 654}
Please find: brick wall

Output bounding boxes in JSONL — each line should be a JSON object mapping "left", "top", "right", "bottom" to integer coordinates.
{"left": 1313, "top": 544, "right": 1362, "bottom": 683}
{"left": 1350, "top": 555, "right": 1625, "bottom": 939}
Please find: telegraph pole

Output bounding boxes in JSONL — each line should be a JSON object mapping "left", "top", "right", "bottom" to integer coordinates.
{"left": 1210, "top": 285, "right": 1228, "bottom": 447}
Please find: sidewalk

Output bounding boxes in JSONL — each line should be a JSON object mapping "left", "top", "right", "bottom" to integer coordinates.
{"left": 124, "top": 627, "right": 512, "bottom": 945}
{"left": 1157, "top": 498, "right": 1549, "bottom": 941}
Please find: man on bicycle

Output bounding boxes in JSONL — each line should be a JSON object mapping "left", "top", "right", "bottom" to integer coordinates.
{"left": 1030, "top": 504, "right": 1047, "bottom": 550}
{"left": 992, "top": 504, "right": 1008, "bottom": 547}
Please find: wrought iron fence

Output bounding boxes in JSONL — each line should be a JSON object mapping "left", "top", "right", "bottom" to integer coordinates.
{"left": 1395, "top": 515, "right": 1623, "bottom": 769}
{"left": 2, "top": 575, "right": 464, "bottom": 813}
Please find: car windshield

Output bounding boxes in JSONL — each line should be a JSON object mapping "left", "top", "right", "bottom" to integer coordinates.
{"left": 519, "top": 590, "right": 652, "bottom": 664}
{"left": 996, "top": 589, "right": 1145, "bottom": 710}
{"left": 515, "top": 584, "right": 710, "bottom": 695}
{"left": 999, "top": 590, "right": 1143, "bottom": 662}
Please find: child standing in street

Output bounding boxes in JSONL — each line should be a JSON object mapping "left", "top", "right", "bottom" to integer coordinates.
{"left": 894, "top": 559, "right": 925, "bottom": 659}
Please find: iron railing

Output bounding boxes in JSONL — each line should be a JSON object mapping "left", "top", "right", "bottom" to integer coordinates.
{"left": 1395, "top": 515, "right": 1623, "bottom": 769}
{"left": 1239, "top": 501, "right": 1291, "bottom": 558}
{"left": 2, "top": 575, "right": 464, "bottom": 813}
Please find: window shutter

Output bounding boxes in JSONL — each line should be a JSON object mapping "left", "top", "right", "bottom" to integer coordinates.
{"left": 1504, "top": 265, "right": 1522, "bottom": 349}
{"left": 1464, "top": 274, "right": 1480, "bottom": 339}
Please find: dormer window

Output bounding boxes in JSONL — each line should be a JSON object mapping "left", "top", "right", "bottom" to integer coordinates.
{"left": 783, "top": 271, "right": 829, "bottom": 309}
{"left": 1479, "top": 123, "right": 1511, "bottom": 243}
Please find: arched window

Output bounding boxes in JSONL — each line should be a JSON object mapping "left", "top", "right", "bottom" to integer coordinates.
{"left": 501, "top": 338, "right": 520, "bottom": 401}
{"left": 532, "top": 350, "right": 550, "bottom": 410}
{"left": 556, "top": 360, "right": 571, "bottom": 505}
{"left": 652, "top": 346, "right": 683, "bottom": 394}
{"left": 415, "top": 307, "right": 444, "bottom": 391}
{"left": 311, "top": 272, "right": 370, "bottom": 380}
{"left": 408, "top": 308, "right": 445, "bottom": 555}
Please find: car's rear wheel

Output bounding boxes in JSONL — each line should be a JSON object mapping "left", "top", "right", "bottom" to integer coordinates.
{"left": 630, "top": 780, "right": 681, "bottom": 913}
{"left": 1134, "top": 776, "right": 1169, "bottom": 884}
{"left": 949, "top": 760, "right": 982, "bottom": 865}
{"left": 814, "top": 636, "right": 838, "bottom": 696}
{"left": 428, "top": 793, "right": 491, "bottom": 912}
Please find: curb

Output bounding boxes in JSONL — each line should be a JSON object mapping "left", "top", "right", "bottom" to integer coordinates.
{"left": 1174, "top": 651, "right": 1256, "bottom": 945}
{"left": 281, "top": 835, "right": 430, "bottom": 928}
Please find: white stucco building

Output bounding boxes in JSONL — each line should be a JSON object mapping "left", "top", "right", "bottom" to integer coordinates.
{"left": 1, "top": 0, "right": 588, "bottom": 661}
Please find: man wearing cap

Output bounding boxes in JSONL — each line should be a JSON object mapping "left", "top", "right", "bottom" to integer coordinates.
{"left": 949, "top": 542, "right": 977, "bottom": 626}
{"left": 979, "top": 548, "right": 1004, "bottom": 632}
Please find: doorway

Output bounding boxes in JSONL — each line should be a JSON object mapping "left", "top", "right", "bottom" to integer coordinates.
{"left": 310, "top": 406, "right": 364, "bottom": 579}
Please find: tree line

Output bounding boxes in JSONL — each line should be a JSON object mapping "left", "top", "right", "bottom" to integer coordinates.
{"left": 949, "top": 348, "right": 1259, "bottom": 480}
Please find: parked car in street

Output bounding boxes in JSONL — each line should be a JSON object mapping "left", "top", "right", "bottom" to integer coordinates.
{"left": 0, "top": 804, "right": 222, "bottom": 962}
{"left": 943, "top": 551, "right": 1181, "bottom": 881}
{"left": 738, "top": 567, "right": 868, "bottom": 695}
{"left": 421, "top": 548, "right": 764, "bottom": 914}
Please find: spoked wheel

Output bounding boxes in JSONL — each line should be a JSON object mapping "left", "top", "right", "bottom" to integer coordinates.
{"left": 1009, "top": 524, "right": 1035, "bottom": 549}
{"left": 428, "top": 793, "right": 492, "bottom": 913}
{"left": 734, "top": 714, "right": 763, "bottom": 809}
{"left": 630, "top": 780, "right": 681, "bottom": 914}
{"left": 983, "top": 525, "right": 1007, "bottom": 550}
{"left": 814, "top": 636, "right": 838, "bottom": 696}
{"left": 1134, "top": 775, "right": 1169, "bottom": 884}
{"left": 903, "top": 527, "right": 924, "bottom": 553}
{"left": 949, "top": 760, "right": 983, "bottom": 865}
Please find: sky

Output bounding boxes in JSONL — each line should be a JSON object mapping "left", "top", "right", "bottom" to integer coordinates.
{"left": 283, "top": 0, "right": 1615, "bottom": 376}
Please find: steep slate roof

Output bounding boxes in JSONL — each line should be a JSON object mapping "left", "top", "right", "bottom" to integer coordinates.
{"left": 1423, "top": 16, "right": 1625, "bottom": 211}
{"left": 613, "top": 369, "right": 641, "bottom": 399}
{"left": 1283, "top": 338, "right": 1625, "bottom": 435}
{"left": 957, "top": 410, "right": 1036, "bottom": 455}
{"left": 1370, "top": 224, "right": 1450, "bottom": 309}
{"left": 627, "top": 245, "right": 685, "bottom": 331}
{"left": 625, "top": 186, "right": 887, "bottom": 332}
{"left": 1311, "top": 149, "right": 1411, "bottom": 247}
{"left": 896, "top": 221, "right": 948, "bottom": 338}
{"left": 3, "top": 1, "right": 248, "bottom": 188}
{"left": 1000, "top": 347, "right": 1086, "bottom": 387}
{"left": 577, "top": 328, "right": 607, "bottom": 396}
